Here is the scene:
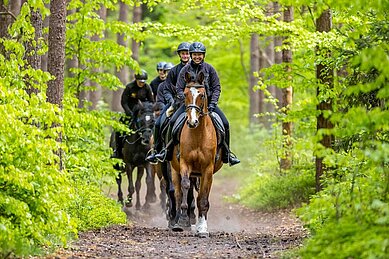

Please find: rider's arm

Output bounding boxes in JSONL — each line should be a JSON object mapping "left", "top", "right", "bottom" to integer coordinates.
{"left": 208, "top": 64, "right": 221, "bottom": 105}
{"left": 121, "top": 85, "right": 133, "bottom": 116}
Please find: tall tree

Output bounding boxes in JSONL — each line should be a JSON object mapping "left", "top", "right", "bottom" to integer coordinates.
{"left": 131, "top": 4, "right": 141, "bottom": 64}
{"left": 88, "top": 5, "right": 107, "bottom": 110}
{"left": 315, "top": 9, "right": 334, "bottom": 191}
{"left": 249, "top": 33, "right": 261, "bottom": 126}
{"left": 25, "top": 5, "right": 42, "bottom": 95}
{"left": 112, "top": 0, "right": 128, "bottom": 112}
{"left": 280, "top": 6, "right": 293, "bottom": 170}
{"left": 46, "top": 0, "right": 67, "bottom": 170}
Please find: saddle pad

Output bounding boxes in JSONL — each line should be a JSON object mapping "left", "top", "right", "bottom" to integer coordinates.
{"left": 172, "top": 113, "right": 187, "bottom": 144}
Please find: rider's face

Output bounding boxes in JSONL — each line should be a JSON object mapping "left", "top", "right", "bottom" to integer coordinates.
{"left": 191, "top": 52, "right": 204, "bottom": 64}
{"left": 158, "top": 69, "right": 166, "bottom": 80}
{"left": 179, "top": 50, "right": 190, "bottom": 63}
{"left": 136, "top": 80, "right": 145, "bottom": 87}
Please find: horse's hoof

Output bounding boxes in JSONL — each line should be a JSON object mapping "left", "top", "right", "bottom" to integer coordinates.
{"left": 196, "top": 231, "right": 209, "bottom": 238}
{"left": 171, "top": 224, "right": 184, "bottom": 232}
{"left": 124, "top": 201, "right": 132, "bottom": 208}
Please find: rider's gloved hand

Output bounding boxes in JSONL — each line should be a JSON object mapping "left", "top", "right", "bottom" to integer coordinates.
{"left": 166, "top": 105, "right": 175, "bottom": 117}
{"left": 208, "top": 103, "right": 216, "bottom": 113}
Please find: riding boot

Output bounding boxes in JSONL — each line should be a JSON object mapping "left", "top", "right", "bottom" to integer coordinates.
{"left": 111, "top": 131, "right": 123, "bottom": 159}
{"left": 223, "top": 128, "right": 240, "bottom": 166}
{"left": 155, "top": 125, "right": 172, "bottom": 162}
{"left": 146, "top": 126, "right": 161, "bottom": 163}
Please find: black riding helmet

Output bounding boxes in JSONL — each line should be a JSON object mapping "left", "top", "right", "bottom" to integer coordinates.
{"left": 163, "top": 62, "right": 174, "bottom": 71}
{"left": 156, "top": 61, "right": 166, "bottom": 70}
{"left": 176, "top": 42, "right": 190, "bottom": 53}
{"left": 135, "top": 70, "right": 148, "bottom": 82}
{"left": 189, "top": 42, "right": 206, "bottom": 57}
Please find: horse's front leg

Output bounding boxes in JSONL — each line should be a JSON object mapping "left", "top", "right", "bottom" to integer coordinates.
{"left": 173, "top": 167, "right": 191, "bottom": 231}
{"left": 125, "top": 164, "right": 134, "bottom": 208}
{"left": 135, "top": 166, "right": 144, "bottom": 210}
{"left": 196, "top": 167, "right": 213, "bottom": 238}
{"left": 145, "top": 163, "right": 157, "bottom": 205}
{"left": 116, "top": 172, "right": 123, "bottom": 205}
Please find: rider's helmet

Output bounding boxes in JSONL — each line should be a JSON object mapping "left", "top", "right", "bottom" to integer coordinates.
{"left": 163, "top": 62, "right": 174, "bottom": 72}
{"left": 135, "top": 70, "right": 148, "bottom": 82}
{"left": 176, "top": 42, "right": 190, "bottom": 54}
{"left": 189, "top": 42, "right": 206, "bottom": 55}
{"left": 156, "top": 61, "right": 166, "bottom": 71}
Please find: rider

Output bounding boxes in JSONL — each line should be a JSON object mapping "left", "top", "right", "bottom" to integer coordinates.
{"left": 145, "top": 42, "right": 191, "bottom": 163}
{"left": 170, "top": 42, "right": 240, "bottom": 166}
{"left": 112, "top": 70, "right": 154, "bottom": 158}
{"left": 150, "top": 61, "right": 167, "bottom": 100}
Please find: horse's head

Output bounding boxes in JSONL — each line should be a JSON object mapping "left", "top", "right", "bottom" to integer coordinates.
{"left": 134, "top": 101, "right": 155, "bottom": 145}
{"left": 184, "top": 71, "right": 207, "bottom": 128}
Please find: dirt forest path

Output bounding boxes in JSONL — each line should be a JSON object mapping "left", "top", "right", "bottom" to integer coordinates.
{"left": 52, "top": 172, "right": 307, "bottom": 258}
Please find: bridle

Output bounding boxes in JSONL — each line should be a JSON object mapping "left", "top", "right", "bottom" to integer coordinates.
{"left": 185, "top": 84, "right": 208, "bottom": 117}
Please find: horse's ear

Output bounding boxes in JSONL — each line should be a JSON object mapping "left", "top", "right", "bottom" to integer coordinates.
{"left": 185, "top": 72, "right": 192, "bottom": 83}
{"left": 197, "top": 72, "right": 205, "bottom": 84}
{"left": 138, "top": 99, "right": 144, "bottom": 107}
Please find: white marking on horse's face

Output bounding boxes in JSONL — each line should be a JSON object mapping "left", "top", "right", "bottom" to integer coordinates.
{"left": 145, "top": 115, "right": 151, "bottom": 121}
{"left": 188, "top": 87, "right": 200, "bottom": 127}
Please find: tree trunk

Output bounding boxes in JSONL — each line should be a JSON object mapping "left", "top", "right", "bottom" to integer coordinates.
{"left": 273, "top": 2, "right": 283, "bottom": 103}
{"left": 41, "top": 3, "right": 50, "bottom": 72}
{"left": 315, "top": 9, "right": 334, "bottom": 191}
{"left": 131, "top": 4, "right": 141, "bottom": 64}
{"left": 25, "top": 8, "right": 42, "bottom": 95}
{"left": 88, "top": 5, "right": 107, "bottom": 110}
{"left": 280, "top": 6, "right": 293, "bottom": 171}
{"left": 112, "top": 0, "right": 128, "bottom": 112}
{"left": 249, "top": 33, "right": 261, "bottom": 126}
{"left": 46, "top": 0, "right": 67, "bottom": 170}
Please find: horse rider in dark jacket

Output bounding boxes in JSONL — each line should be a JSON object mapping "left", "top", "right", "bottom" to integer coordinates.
{"left": 155, "top": 62, "right": 174, "bottom": 108}
{"left": 146, "top": 42, "right": 191, "bottom": 163}
{"left": 112, "top": 70, "right": 154, "bottom": 158}
{"left": 150, "top": 61, "right": 167, "bottom": 100}
{"left": 171, "top": 42, "right": 240, "bottom": 166}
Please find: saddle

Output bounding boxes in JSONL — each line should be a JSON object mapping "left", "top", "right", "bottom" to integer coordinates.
{"left": 161, "top": 111, "right": 225, "bottom": 161}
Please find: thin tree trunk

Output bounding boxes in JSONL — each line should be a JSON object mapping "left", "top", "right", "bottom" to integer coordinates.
{"left": 112, "top": 0, "right": 128, "bottom": 112}
{"left": 25, "top": 8, "right": 42, "bottom": 95}
{"left": 41, "top": 3, "right": 50, "bottom": 72}
{"left": 249, "top": 33, "right": 261, "bottom": 126}
{"left": 131, "top": 4, "right": 141, "bottom": 64}
{"left": 315, "top": 9, "right": 334, "bottom": 191}
{"left": 280, "top": 6, "right": 293, "bottom": 171}
{"left": 88, "top": 5, "right": 106, "bottom": 110}
{"left": 273, "top": 2, "right": 283, "bottom": 103}
{"left": 46, "top": 0, "right": 67, "bottom": 170}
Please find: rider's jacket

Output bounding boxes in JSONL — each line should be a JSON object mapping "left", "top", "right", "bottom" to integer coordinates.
{"left": 156, "top": 81, "right": 168, "bottom": 107}
{"left": 176, "top": 60, "right": 221, "bottom": 106}
{"left": 121, "top": 80, "right": 154, "bottom": 116}
{"left": 150, "top": 76, "right": 164, "bottom": 100}
{"left": 162, "top": 62, "right": 187, "bottom": 104}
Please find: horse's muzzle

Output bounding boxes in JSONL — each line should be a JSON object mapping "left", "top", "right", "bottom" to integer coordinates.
{"left": 186, "top": 120, "right": 198, "bottom": 129}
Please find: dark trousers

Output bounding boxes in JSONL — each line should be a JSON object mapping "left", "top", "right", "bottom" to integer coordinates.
{"left": 153, "top": 104, "right": 170, "bottom": 152}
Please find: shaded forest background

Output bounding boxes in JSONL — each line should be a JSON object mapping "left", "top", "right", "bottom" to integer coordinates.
{"left": 0, "top": 0, "right": 388, "bottom": 258}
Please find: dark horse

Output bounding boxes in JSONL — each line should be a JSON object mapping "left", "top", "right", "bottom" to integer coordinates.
{"left": 115, "top": 101, "right": 156, "bottom": 210}
{"left": 170, "top": 71, "right": 223, "bottom": 237}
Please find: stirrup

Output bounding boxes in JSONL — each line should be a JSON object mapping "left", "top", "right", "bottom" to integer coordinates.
{"left": 145, "top": 149, "right": 158, "bottom": 164}
{"left": 155, "top": 149, "right": 167, "bottom": 162}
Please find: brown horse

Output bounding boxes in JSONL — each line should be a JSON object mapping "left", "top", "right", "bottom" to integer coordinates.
{"left": 170, "top": 71, "right": 223, "bottom": 237}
